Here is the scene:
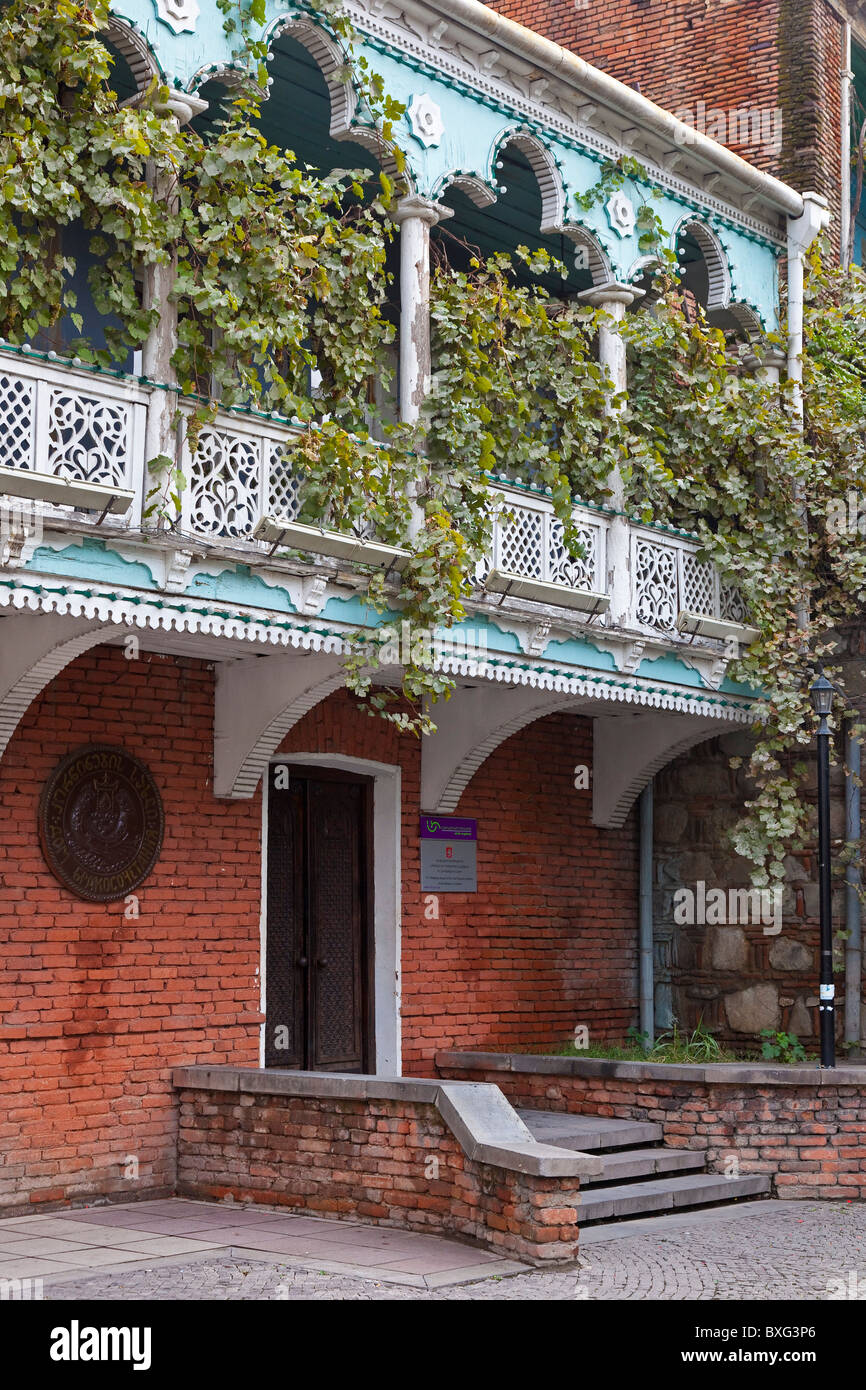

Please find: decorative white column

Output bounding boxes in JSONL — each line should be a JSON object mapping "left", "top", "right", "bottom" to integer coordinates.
{"left": 578, "top": 280, "right": 645, "bottom": 626}
{"left": 139, "top": 93, "right": 208, "bottom": 486}
{"left": 393, "top": 196, "right": 453, "bottom": 425}
{"left": 392, "top": 196, "right": 453, "bottom": 537}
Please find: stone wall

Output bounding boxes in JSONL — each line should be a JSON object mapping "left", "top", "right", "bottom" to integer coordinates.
{"left": 438, "top": 1052, "right": 866, "bottom": 1199}
{"left": 654, "top": 732, "right": 834, "bottom": 1047}
{"left": 653, "top": 715, "right": 863, "bottom": 1052}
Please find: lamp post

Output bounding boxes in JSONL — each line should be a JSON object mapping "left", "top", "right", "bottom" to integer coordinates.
{"left": 810, "top": 673, "right": 836, "bottom": 1068}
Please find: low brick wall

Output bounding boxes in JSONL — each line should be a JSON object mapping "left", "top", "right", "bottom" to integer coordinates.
{"left": 437, "top": 1052, "right": 866, "bottom": 1200}
{"left": 174, "top": 1068, "right": 596, "bottom": 1264}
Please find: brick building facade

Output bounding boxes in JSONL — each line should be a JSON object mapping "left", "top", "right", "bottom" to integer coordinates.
{"left": 479, "top": 0, "right": 866, "bottom": 1048}
{"left": 0, "top": 645, "right": 637, "bottom": 1210}
{"left": 0, "top": 0, "right": 844, "bottom": 1224}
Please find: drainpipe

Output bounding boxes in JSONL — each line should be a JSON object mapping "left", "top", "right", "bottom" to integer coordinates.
{"left": 842, "top": 22, "right": 853, "bottom": 269}
{"left": 639, "top": 780, "right": 655, "bottom": 1048}
{"left": 845, "top": 723, "right": 862, "bottom": 1055}
{"left": 786, "top": 192, "right": 831, "bottom": 423}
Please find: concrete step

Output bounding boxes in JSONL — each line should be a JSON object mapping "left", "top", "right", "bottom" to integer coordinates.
{"left": 578, "top": 1172, "right": 771, "bottom": 1224}
{"left": 583, "top": 1146, "right": 706, "bottom": 1186}
{"left": 517, "top": 1108, "right": 664, "bottom": 1152}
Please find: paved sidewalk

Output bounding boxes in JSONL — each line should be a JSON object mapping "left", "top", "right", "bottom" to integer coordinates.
{"left": 0, "top": 1199, "right": 526, "bottom": 1291}
{"left": 22, "top": 1198, "right": 866, "bottom": 1300}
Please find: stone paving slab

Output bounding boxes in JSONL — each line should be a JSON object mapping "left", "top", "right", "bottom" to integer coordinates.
{"left": 34, "top": 1200, "right": 866, "bottom": 1300}
{"left": 0, "top": 1199, "right": 524, "bottom": 1290}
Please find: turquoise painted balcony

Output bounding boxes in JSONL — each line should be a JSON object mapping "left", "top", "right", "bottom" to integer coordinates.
{"left": 0, "top": 342, "right": 745, "bottom": 654}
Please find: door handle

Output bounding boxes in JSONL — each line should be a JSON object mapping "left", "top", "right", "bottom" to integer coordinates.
{"left": 298, "top": 956, "right": 308, "bottom": 968}
{"left": 316, "top": 958, "right": 328, "bottom": 969}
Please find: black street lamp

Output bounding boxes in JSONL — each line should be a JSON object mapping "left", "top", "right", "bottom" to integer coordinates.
{"left": 810, "top": 672, "right": 836, "bottom": 1068}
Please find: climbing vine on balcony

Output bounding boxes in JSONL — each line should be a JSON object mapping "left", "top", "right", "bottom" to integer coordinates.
{"left": 2, "top": 1, "right": 866, "bottom": 869}
{"left": 617, "top": 249, "right": 866, "bottom": 885}
{"left": 425, "top": 233, "right": 866, "bottom": 883}
{"left": 0, "top": 0, "right": 400, "bottom": 412}
{"left": 0, "top": 0, "right": 433, "bottom": 727}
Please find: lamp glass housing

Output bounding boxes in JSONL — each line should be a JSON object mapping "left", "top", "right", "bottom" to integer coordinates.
{"left": 809, "top": 674, "right": 834, "bottom": 717}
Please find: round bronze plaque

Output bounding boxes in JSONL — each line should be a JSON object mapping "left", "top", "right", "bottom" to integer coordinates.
{"left": 38, "top": 746, "right": 164, "bottom": 902}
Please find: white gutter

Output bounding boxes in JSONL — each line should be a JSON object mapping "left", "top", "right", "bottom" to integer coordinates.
{"left": 377, "top": 0, "right": 830, "bottom": 390}
{"left": 786, "top": 192, "right": 831, "bottom": 418}
{"left": 418, "top": 0, "right": 805, "bottom": 220}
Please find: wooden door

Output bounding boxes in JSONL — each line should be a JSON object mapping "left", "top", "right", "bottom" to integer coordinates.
{"left": 266, "top": 765, "right": 372, "bottom": 1072}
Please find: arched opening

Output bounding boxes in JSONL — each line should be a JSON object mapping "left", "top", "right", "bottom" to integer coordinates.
{"left": 433, "top": 139, "right": 593, "bottom": 297}
{"left": 193, "top": 30, "right": 380, "bottom": 177}
{"left": 31, "top": 27, "right": 155, "bottom": 367}
{"left": 103, "top": 38, "right": 139, "bottom": 103}
{"left": 185, "top": 26, "right": 400, "bottom": 420}
{"left": 103, "top": 17, "right": 159, "bottom": 99}
{"left": 673, "top": 219, "right": 752, "bottom": 336}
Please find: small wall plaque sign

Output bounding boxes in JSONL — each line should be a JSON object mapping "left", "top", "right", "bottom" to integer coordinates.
{"left": 420, "top": 815, "right": 477, "bottom": 893}
{"left": 38, "top": 746, "right": 164, "bottom": 902}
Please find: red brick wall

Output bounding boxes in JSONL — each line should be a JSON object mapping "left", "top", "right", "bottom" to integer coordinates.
{"left": 0, "top": 644, "right": 638, "bottom": 1211}
{"left": 438, "top": 1055, "right": 866, "bottom": 1199}
{"left": 275, "top": 679, "right": 638, "bottom": 1065}
{"left": 176, "top": 1083, "right": 581, "bottom": 1262}
{"left": 443, "top": 711, "right": 638, "bottom": 1059}
{"left": 487, "top": 0, "right": 780, "bottom": 168}
{"left": 776, "top": 0, "right": 843, "bottom": 246}
{"left": 485, "top": 0, "right": 844, "bottom": 244}
{"left": 0, "top": 647, "right": 262, "bottom": 1214}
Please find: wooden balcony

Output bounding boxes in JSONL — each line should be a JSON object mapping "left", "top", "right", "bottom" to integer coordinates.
{"left": 0, "top": 346, "right": 743, "bottom": 642}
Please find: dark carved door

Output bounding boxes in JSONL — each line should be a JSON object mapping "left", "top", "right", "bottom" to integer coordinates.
{"left": 266, "top": 766, "right": 372, "bottom": 1072}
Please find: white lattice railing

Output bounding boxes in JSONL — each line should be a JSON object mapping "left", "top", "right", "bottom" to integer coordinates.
{"left": 178, "top": 405, "right": 302, "bottom": 540}
{"left": 629, "top": 523, "right": 746, "bottom": 632}
{"left": 486, "top": 483, "right": 607, "bottom": 596}
{"left": 0, "top": 352, "right": 744, "bottom": 638}
{"left": 0, "top": 350, "right": 148, "bottom": 514}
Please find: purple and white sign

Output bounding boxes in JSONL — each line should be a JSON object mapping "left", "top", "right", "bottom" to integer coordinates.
{"left": 419, "top": 816, "right": 477, "bottom": 892}
{"left": 420, "top": 816, "right": 477, "bottom": 842}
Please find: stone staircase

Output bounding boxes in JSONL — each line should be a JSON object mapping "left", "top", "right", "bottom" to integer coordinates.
{"left": 519, "top": 1109, "right": 770, "bottom": 1224}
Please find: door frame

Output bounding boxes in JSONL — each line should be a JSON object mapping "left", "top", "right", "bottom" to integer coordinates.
{"left": 260, "top": 753, "right": 402, "bottom": 1075}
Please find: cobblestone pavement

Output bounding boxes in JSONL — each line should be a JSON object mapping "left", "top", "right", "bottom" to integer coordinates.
{"left": 45, "top": 1201, "right": 866, "bottom": 1300}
